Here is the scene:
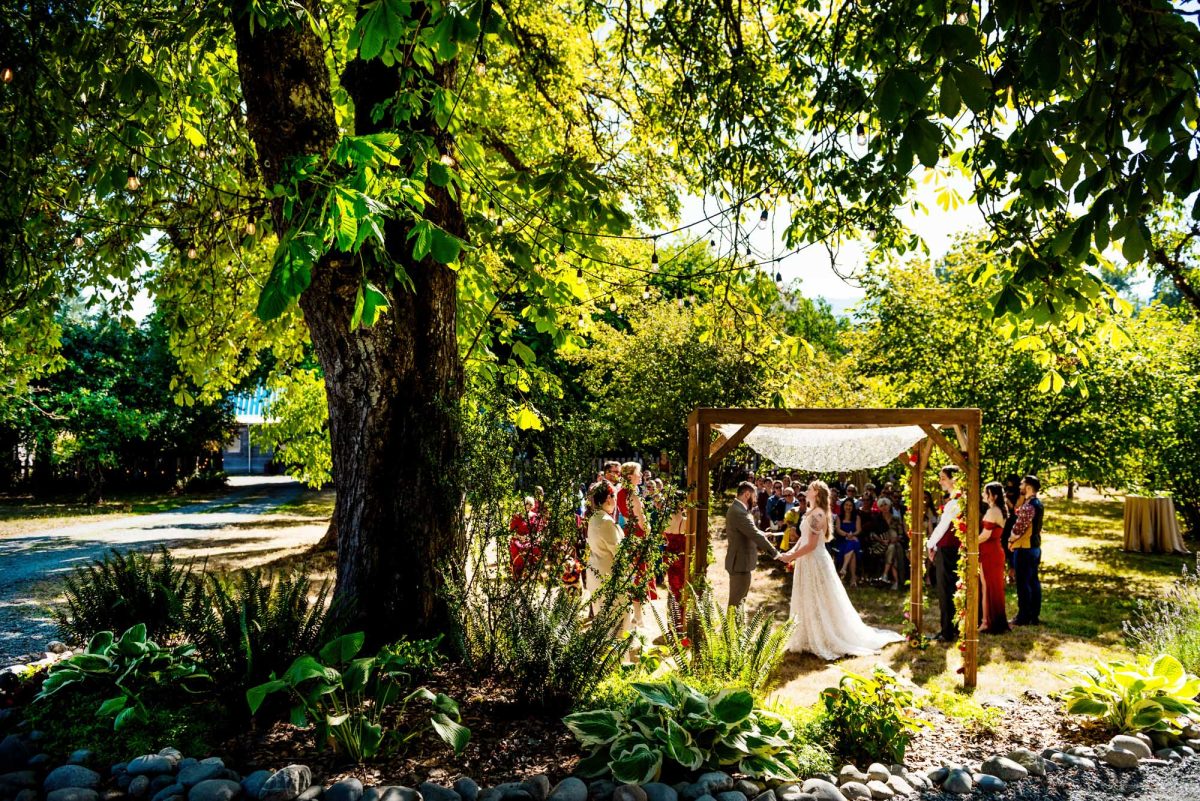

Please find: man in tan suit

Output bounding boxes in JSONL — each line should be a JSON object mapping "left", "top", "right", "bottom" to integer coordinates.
{"left": 726, "top": 481, "right": 783, "bottom": 607}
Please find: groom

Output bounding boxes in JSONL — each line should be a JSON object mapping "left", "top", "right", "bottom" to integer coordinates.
{"left": 725, "top": 481, "right": 782, "bottom": 607}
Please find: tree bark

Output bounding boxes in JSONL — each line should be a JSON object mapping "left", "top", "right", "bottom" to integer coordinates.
{"left": 230, "top": 2, "right": 464, "bottom": 644}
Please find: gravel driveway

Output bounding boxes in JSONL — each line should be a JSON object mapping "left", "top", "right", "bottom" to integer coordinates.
{"left": 0, "top": 477, "right": 326, "bottom": 664}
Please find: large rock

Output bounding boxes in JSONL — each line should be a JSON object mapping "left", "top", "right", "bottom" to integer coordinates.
{"left": 586, "top": 782, "right": 615, "bottom": 801}
{"left": 190, "top": 782, "right": 242, "bottom": 801}
{"left": 0, "top": 737, "right": 29, "bottom": 775}
{"left": 884, "top": 776, "right": 912, "bottom": 798}
{"left": 180, "top": 765, "right": 226, "bottom": 789}
{"left": 326, "top": 780, "right": 364, "bottom": 801}
{"left": 838, "top": 783, "right": 870, "bottom": 801}
{"left": 296, "top": 787, "right": 322, "bottom": 801}
{"left": 773, "top": 786, "right": 806, "bottom": 801}
{"left": 259, "top": 768, "right": 311, "bottom": 801}
{"left": 127, "top": 757, "right": 175, "bottom": 777}
{"left": 864, "top": 781, "right": 892, "bottom": 800}
{"left": 153, "top": 783, "right": 186, "bottom": 801}
{"left": 733, "top": 783, "right": 759, "bottom": 800}
{"left": 1005, "top": 749, "right": 1046, "bottom": 777}
{"left": 941, "top": 770, "right": 972, "bottom": 796}
{"left": 1111, "top": 735, "right": 1152, "bottom": 760}
{"left": 130, "top": 777, "right": 152, "bottom": 798}
{"left": 454, "top": 781, "right": 479, "bottom": 801}
{"left": 980, "top": 757, "right": 1027, "bottom": 782}
{"left": 925, "top": 768, "right": 947, "bottom": 786}
{"left": 798, "top": 780, "right": 841, "bottom": 801}
{"left": 418, "top": 784, "right": 460, "bottom": 801}
{"left": 524, "top": 778, "right": 550, "bottom": 801}
{"left": 693, "top": 775, "right": 733, "bottom": 798}
{"left": 1054, "top": 754, "right": 1096, "bottom": 770}
{"left": 377, "top": 787, "right": 420, "bottom": 801}
{"left": 1066, "top": 746, "right": 1097, "bottom": 759}
{"left": 241, "top": 773, "right": 271, "bottom": 801}
{"left": 748, "top": 792, "right": 774, "bottom": 801}
{"left": 639, "top": 784, "right": 674, "bottom": 801}
{"left": 1102, "top": 749, "right": 1140, "bottom": 770}
{"left": 837, "top": 767, "right": 867, "bottom": 787}
{"left": 865, "top": 766, "right": 889, "bottom": 785}
{"left": 975, "top": 776, "right": 1005, "bottom": 794}
{"left": 47, "top": 790, "right": 100, "bottom": 801}
{"left": 45, "top": 767, "right": 103, "bottom": 793}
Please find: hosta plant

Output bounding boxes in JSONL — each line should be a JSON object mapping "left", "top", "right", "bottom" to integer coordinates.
{"left": 37, "top": 624, "right": 211, "bottom": 729}
{"left": 1060, "top": 654, "right": 1200, "bottom": 734}
{"left": 563, "top": 677, "right": 804, "bottom": 784}
{"left": 819, "top": 666, "right": 931, "bottom": 764}
{"left": 247, "top": 632, "right": 469, "bottom": 763}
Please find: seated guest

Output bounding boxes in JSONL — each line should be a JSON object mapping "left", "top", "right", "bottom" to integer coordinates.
{"left": 836, "top": 497, "right": 861, "bottom": 587}
{"left": 878, "top": 497, "right": 907, "bottom": 590}
{"left": 766, "top": 480, "right": 786, "bottom": 528}
{"left": 756, "top": 477, "right": 772, "bottom": 528}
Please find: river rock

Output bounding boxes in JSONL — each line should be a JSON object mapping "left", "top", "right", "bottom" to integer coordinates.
{"left": 884, "top": 775, "right": 912, "bottom": 797}
{"left": 975, "top": 776, "right": 1005, "bottom": 794}
{"left": 523, "top": 778, "right": 550, "bottom": 801}
{"left": 866, "top": 765, "right": 889, "bottom": 785}
{"left": 1066, "top": 746, "right": 1097, "bottom": 759}
{"left": 693, "top": 775, "right": 733, "bottom": 798}
{"left": 45, "top": 767, "right": 102, "bottom": 793}
{"left": 837, "top": 767, "right": 867, "bottom": 787}
{"left": 241, "top": 774, "right": 271, "bottom": 801}
{"left": 772, "top": 786, "right": 804, "bottom": 801}
{"left": 864, "top": 781, "right": 892, "bottom": 800}
{"left": 1111, "top": 735, "right": 1152, "bottom": 760}
{"left": 1004, "top": 748, "right": 1045, "bottom": 777}
{"left": 153, "top": 783, "right": 186, "bottom": 801}
{"left": 128, "top": 757, "right": 175, "bottom": 777}
{"left": 1102, "top": 749, "right": 1140, "bottom": 770}
{"left": 798, "top": 780, "right": 840, "bottom": 801}
{"left": 67, "top": 750, "right": 92, "bottom": 766}
{"left": 613, "top": 787, "right": 647, "bottom": 801}
{"left": 837, "top": 782, "right": 870, "bottom": 801}
{"left": 326, "top": 780, "right": 364, "bottom": 801}
{"left": 925, "top": 768, "right": 947, "bottom": 786}
{"left": 296, "top": 788, "right": 321, "bottom": 801}
{"left": 1155, "top": 749, "right": 1183, "bottom": 762}
{"left": 15, "top": 790, "right": 38, "bottom": 801}
{"left": 638, "top": 785, "right": 673, "bottom": 801}
{"left": 1056, "top": 754, "right": 1096, "bottom": 770}
{"left": 0, "top": 737, "right": 27, "bottom": 775}
{"left": 259, "top": 767, "right": 311, "bottom": 801}
{"left": 47, "top": 789, "right": 100, "bottom": 801}
{"left": 130, "top": 777, "right": 152, "bottom": 798}
{"left": 748, "top": 792, "right": 773, "bottom": 801}
{"left": 733, "top": 783, "right": 759, "bottom": 799}
{"left": 711, "top": 792, "right": 742, "bottom": 801}
{"left": 180, "top": 765, "right": 226, "bottom": 789}
{"left": 454, "top": 780, "right": 479, "bottom": 801}
{"left": 941, "top": 770, "right": 972, "bottom": 796}
{"left": 586, "top": 782, "right": 615, "bottom": 801}
{"left": 980, "top": 756, "right": 1027, "bottom": 782}
{"left": 418, "top": 784, "right": 459, "bottom": 801}
{"left": 190, "top": 781, "right": 242, "bottom": 801}
{"left": 378, "top": 787, "right": 420, "bottom": 801}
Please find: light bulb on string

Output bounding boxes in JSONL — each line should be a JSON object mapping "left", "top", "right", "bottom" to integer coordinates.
{"left": 642, "top": 286, "right": 650, "bottom": 301}
{"left": 609, "top": 297, "right": 617, "bottom": 312}
{"left": 187, "top": 245, "right": 199, "bottom": 260}
{"left": 759, "top": 208, "right": 768, "bottom": 224}
{"left": 650, "top": 238, "right": 659, "bottom": 271}
{"left": 474, "top": 51, "right": 488, "bottom": 77}
{"left": 775, "top": 271, "right": 783, "bottom": 283}
{"left": 576, "top": 265, "right": 583, "bottom": 279}
{"left": 689, "top": 293, "right": 697, "bottom": 305}
{"left": 126, "top": 169, "right": 141, "bottom": 191}
{"left": 72, "top": 230, "right": 84, "bottom": 249}
{"left": 439, "top": 153, "right": 455, "bottom": 167}
{"left": 245, "top": 220, "right": 256, "bottom": 236}
{"left": 709, "top": 240, "right": 716, "bottom": 248}
{"left": 1, "top": 67, "right": 13, "bottom": 84}
{"left": 856, "top": 123, "right": 867, "bottom": 147}
{"left": 212, "top": 209, "right": 222, "bottom": 221}
{"left": 676, "top": 297, "right": 684, "bottom": 308}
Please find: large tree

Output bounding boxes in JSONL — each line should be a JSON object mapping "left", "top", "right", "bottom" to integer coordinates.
{"left": 4, "top": 0, "right": 1198, "bottom": 640}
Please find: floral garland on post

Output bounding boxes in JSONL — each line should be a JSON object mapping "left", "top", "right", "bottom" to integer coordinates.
{"left": 900, "top": 445, "right": 928, "bottom": 648}
{"left": 949, "top": 495, "right": 971, "bottom": 674}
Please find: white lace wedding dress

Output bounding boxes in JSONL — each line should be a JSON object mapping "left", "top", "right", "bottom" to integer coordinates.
{"left": 785, "top": 510, "right": 904, "bottom": 660}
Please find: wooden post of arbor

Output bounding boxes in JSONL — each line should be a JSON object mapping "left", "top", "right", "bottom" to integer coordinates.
{"left": 683, "top": 407, "right": 982, "bottom": 689}
{"left": 908, "top": 439, "right": 933, "bottom": 635}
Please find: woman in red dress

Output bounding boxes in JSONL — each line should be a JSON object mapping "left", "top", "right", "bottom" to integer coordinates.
{"left": 617, "top": 462, "right": 656, "bottom": 629}
{"left": 980, "top": 482, "right": 1011, "bottom": 633}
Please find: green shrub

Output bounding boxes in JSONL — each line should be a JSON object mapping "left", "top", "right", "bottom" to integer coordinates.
{"left": 247, "top": 632, "right": 469, "bottom": 763}
{"left": 819, "top": 666, "right": 931, "bottom": 763}
{"left": 181, "top": 565, "right": 338, "bottom": 696}
{"left": 564, "top": 677, "right": 808, "bottom": 784}
{"left": 1124, "top": 558, "right": 1200, "bottom": 675}
{"left": 37, "top": 624, "right": 211, "bottom": 729}
{"left": 54, "top": 548, "right": 193, "bottom": 643}
{"left": 1060, "top": 654, "right": 1200, "bottom": 734}
{"left": 654, "top": 586, "right": 794, "bottom": 695}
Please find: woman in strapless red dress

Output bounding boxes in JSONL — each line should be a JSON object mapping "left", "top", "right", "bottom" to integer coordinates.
{"left": 980, "top": 482, "right": 1011, "bottom": 633}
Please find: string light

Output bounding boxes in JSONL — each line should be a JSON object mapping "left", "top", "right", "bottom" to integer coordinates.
{"left": 775, "top": 271, "right": 783, "bottom": 283}
{"left": 576, "top": 265, "right": 583, "bottom": 279}
{"left": 856, "top": 123, "right": 867, "bottom": 146}
{"left": 689, "top": 293, "right": 697, "bottom": 304}
{"left": 126, "top": 169, "right": 141, "bottom": 192}
{"left": 187, "top": 245, "right": 198, "bottom": 260}
{"left": 474, "top": 51, "right": 488, "bottom": 77}
{"left": 212, "top": 209, "right": 222, "bottom": 221}
{"left": 72, "top": 230, "right": 84, "bottom": 248}
{"left": 642, "top": 286, "right": 650, "bottom": 300}
{"left": 609, "top": 297, "right": 617, "bottom": 312}
{"left": 244, "top": 221, "right": 256, "bottom": 236}
{"left": 440, "top": 153, "right": 456, "bottom": 167}
{"left": 651, "top": 237, "right": 659, "bottom": 271}
{"left": 676, "top": 297, "right": 684, "bottom": 308}
{"left": 1, "top": 67, "right": 12, "bottom": 84}
{"left": 759, "top": 208, "right": 768, "bottom": 223}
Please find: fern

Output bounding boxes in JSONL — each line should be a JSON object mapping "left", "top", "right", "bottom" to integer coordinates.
{"left": 54, "top": 548, "right": 194, "bottom": 644}
{"left": 654, "top": 585, "right": 795, "bottom": 695}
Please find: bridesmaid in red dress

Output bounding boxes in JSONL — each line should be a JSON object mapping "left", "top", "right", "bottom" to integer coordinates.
{"left": 617, "top": 462, "right": 656, "bottom": 629}
{"left": 980, "top": 482, "right": 1011, "bottom": 633}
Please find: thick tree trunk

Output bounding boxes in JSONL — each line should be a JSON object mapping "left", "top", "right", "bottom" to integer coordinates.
{"left": 231, "top": 2, "right": 464, "bottom": 643}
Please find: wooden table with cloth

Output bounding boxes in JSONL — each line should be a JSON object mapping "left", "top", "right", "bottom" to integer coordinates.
{"left": 1123, "top": 495, "right": 1189, "bottom": 554}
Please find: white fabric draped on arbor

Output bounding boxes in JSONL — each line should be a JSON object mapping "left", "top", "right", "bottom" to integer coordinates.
{"left": 716, "top": 423, "right": 927, "bottom": 471}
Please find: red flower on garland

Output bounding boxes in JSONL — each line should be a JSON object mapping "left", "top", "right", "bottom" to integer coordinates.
{"left": 680, "top": 637, "right": 692, "bottom": 648}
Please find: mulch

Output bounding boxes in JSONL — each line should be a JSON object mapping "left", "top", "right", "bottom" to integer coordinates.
{"left": 221, "top": 667, "right": 582, "bottom": 788}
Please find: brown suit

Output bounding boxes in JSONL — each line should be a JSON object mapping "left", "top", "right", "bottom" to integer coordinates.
{"left": 725, "top": 497, "right": 780, "bottom": 607}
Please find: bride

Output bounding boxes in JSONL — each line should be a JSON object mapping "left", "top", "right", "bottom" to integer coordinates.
{"left": 780, "top": 480, "right": 904, "bottom": 660}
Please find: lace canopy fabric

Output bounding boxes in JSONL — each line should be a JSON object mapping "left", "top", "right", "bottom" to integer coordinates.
{"left": 717, "top": 424, "right": 928, "bottom": 472}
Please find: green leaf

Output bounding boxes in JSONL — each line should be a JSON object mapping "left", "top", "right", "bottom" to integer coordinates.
{"left": 1066, "top": 697, "right": 1109, "bottom": 716}
{"left": 351, "top": 282, "right": 389, "bottom": 330}
{"left": 954, "top": 63, "right": 992, "bottom": 113}
{"left": 564, "top": 710, "right": 623, "bottom": 747}
{"left": 630, "top": 682, "right": 676, "bottom": 707}
{"left": 284, "top": 655, "right": 339, "bottom": 685}
{"left": 611, "top": 745, "right": 662, "bottom": 784}
{"left": 319, "top": 632, "right": 366, "bottom": 664}
{"left": 939, "top": 71, "right": 961, "bottom": 117}
{"left": 574, "top": 747, "right": 613, "bottom": 779}
{"left": 430, "top": 228, "right": 463, "bottom": 265}
{"left": 113, "top": 705, "right": 141, "bottom": 731}
{"left": 431, "top": 712, "right": 471, "bottom": 755}
{"left": 408, "top": 219, "right": 433, "bottom": 261}
{"left": 87, "top": 631, "right": 115, "bottom": 654}
{"left": 96, "top": 695, "right": 128, "bottom": 718}
{"left": 428, "top": 160, "right": 452, "bottom": 187}
{"left": 247, "top": 678, "right": 288, "bottom": 714}
{"left": 709, "top": 689, "right": 754, "bottom": 725}
{"left": 874, "top": 74, "right": 901, "bottom": 123}
{"left": 361, "top": 720, "right": 384, "bottom": 758}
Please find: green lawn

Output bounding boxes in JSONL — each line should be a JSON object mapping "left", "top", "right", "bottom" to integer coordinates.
{"left": 0, "top": 489, "right": 228, "bottom": 536}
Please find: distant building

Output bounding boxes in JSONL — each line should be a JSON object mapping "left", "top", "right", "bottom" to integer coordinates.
{"left": 224, "top": 388, "right": 276, "bottom": 475}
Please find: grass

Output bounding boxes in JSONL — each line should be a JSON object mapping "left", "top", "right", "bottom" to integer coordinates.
{"left": 0, "top": 489, "right": 228, "bottom": 536}
{"left": 704, "top": 491, "right": 1194, "bottom": 710}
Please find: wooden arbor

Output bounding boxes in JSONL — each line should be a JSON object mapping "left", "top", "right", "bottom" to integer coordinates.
{"left": 684, "top": 407, "right": 983, "bottom": 688}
